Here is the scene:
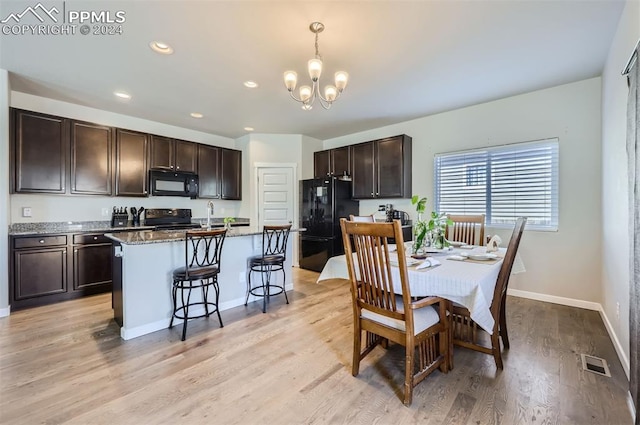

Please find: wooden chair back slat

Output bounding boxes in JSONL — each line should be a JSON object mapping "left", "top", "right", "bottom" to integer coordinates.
{"left": 491, "top": 217, "right": 527, "bottom": 313}
{"left": 446, "top": 214, "right": 485, "bottom": 246}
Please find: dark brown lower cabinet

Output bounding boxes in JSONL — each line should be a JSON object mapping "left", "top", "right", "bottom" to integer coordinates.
{"left": 10, "top": 233, "right": 113, "bottom": 310}
{"left": 72, "top": 234, "right": 112, "bottom": 294}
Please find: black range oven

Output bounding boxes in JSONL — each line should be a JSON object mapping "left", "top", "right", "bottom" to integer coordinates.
{"left": 144, "top": 208, "right": 201, "bottom": 230}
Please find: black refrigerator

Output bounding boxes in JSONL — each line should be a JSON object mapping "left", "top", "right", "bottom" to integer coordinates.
{"left": 299, "top": 177, "right": 359, "bottom": 272}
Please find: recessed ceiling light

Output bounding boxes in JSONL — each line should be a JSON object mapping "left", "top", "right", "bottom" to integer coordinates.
{"left": 244, "top": 127, "right": 254, "bottom": 132}
{"left": 190, "top": 112, "right": 203, "bottom": 118}
{"left": 114, "top": 91, "right": 131, "bottom": 100}
{"left": 149, "top": 41, "right": 174, "bottom": 54}
{"left": 243, "top": 81, "right": 258, "bottom": 88}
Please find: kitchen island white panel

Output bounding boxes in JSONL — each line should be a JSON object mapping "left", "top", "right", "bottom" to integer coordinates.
{"left": 107, "top": 227, "right": 301, "bottom": 340}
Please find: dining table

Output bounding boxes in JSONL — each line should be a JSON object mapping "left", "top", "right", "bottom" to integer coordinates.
{"left": 317, "top": 244, "right": 526, "bottom": 334}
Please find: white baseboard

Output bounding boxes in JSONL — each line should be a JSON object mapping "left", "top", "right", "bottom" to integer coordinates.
{"left": 0, "top": 305, "right": 10, "bottom": 318}
{"left": 121, "top": 283, "right": 294, "bottom": 340}
{"left": 507, "top": 288, "right": 601, "bottom": 310}
{"left": 599, "top": 307, "right": 630, "bottom": 379}
{"left": 507, "top": 288, "right": 630, "bottom": 379}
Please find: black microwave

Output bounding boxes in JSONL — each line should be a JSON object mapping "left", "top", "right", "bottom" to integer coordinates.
{"left": 149, "top": 169, "right": 199, "bottom": 199}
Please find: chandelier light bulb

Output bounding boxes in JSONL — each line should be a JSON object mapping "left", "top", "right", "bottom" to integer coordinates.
{"left": 308, "top": 58, "right": 323, "bottom": 81}
{"left": 283, "top": 71, "right": 298, "bottom": 91}
{"left": 335, "top": 71, "right": 349, "bottom": 92}
{"left": 299, "top": 85, "right": 312, "bottom": 102}
{"left": 283, "top": 22, "right": 348, "bottom": 110}
{"left": 324, "top": 85, "right": 337, "bottom": 102}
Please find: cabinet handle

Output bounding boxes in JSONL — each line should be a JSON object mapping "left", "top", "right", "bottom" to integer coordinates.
{"left": 376, "top": 192, "right": 379, "bottom": 195}
{"left": 176, "top": 166, "right": 180, "bottom": 170}
{"left": 144, "top": 190, "right": 148, "bottom": 194}
{"left": 63, "top": 250, "right": 67, "bottom": 254}
{"left": 170, "top": 165, "right": 174, "bottom": 169}
{"left": 74, "top": 249, "right": 78, "bottom": 253}
{"left": 39, "top": 240, "right": 45, "bottom": 244}
{"left": 93, "top": 236, "right": 98, "bottom": 240}
{"left": 370, "top": 192, "right": 374, "bottom": 196}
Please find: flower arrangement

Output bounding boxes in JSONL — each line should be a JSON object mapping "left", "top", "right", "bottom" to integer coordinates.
{"left": 223, "top": 217, "right": 236, "bottom": 229}
{"left": 411, "top": 195, "right": 428, "bottom": 254}
{"left": 427, "top": 212, "right": 453, "bottom": 249}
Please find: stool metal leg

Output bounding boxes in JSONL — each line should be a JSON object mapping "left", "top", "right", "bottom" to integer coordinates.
{"left": 202, "top": 279, "right": 210, "bottom": 317}
{"left": 213, "top": 277, "right": 223, "bottom": 327}
{"left": 181, "top": 282, "right": 193, "bottom": 341}
{"left": 169, "top": 280, "right": 178, "bottom": 329}
{"left": 261, "top": 264, "right": 268, "bottom": 313}
{"left": 245, "top": 268, "right": 252, "bottom": 306}
{"left": 282, "top": 267, "right": 289, "bottom": 304}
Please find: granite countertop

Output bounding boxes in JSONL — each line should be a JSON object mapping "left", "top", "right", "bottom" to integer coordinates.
{"left": 9, "top": 218, "right": 251, "bottom": 236}
{"left": 105, "top": 226, "right": 305, "bottom": 245}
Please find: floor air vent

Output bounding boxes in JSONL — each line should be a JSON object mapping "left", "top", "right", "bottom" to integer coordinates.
{"left": 580, "top": 354, "right": 611, "bottom": 377}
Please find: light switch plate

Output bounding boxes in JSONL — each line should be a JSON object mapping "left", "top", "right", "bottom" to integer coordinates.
{"left": 22, "top": 207, "right": 32, "bottom": 217}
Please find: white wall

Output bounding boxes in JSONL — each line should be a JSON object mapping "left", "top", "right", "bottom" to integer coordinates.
{"left": 236, "top": 133, "right": 303, "bottom": 222}
{"left": 301, "top": 135, "right": 323, "bottom": 180}
{"left": 324, "top": 78, "right": 603, "bottom": 303}
{"left": 601, "top": 0, "right": 639, "bottom": 375}
{"left": 0, "top": 69, "right": 10, "bottom": 315}
{"left": 9, "top": 92, "right": 241, "bottom": 222}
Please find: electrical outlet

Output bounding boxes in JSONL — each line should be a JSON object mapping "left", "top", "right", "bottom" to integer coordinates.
{"left": 616, "top": 302, "right": 620, "bottom": 319}
{"left": 22, "top": 207, "right": 32, "bottom": 217}
{"left": 220, "top": 207, "right": 225, "bottom": 215}
{"left": 101, "top": 207, "right": 110, "bottom": 217}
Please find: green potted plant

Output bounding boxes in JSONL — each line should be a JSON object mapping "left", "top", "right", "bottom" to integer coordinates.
{"left": 411, "top": 195, "right": 428, "bottom": 254}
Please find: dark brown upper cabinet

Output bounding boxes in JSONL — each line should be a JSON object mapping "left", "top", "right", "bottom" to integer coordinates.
{"left": 115, "top": 129, "right": 149, "bottom": 197}
{"left": 70, "top": 121, "right": 113, "bottom": 195}
{"left": 149, "top": 135, "right": 196, "bottom": 173}
{"left": 220, "top": 148, "right": 242, "bottom": 200}
{"left": 313, "top": 146, "right": 351, "bottom": 178}
{"left": 314, "top": 150, "right": 331, "bottom": 178}
{"left": 11, "top": 109, "right": 69, "bottom": 194}
{"left": 351, "top": 135, "right": 412, "bottom": 199}
{"left": 331, "top": 146, "right": 351, "bottom": 178}
{"left": 197, "top": 144, "right": 220, "bottom": 199}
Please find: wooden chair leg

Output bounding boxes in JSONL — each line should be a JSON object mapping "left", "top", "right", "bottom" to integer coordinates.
{"left": 352, "top": 327, "right": 362, "bottom": 376}
{"left": 403, "top": 347, "right": 414, "bottom": 405}
{"left": 491, "top": 332, "right": 503, "bottom": 369}
{"left": 500, "top": 295, "right": 510, "bottom": 349}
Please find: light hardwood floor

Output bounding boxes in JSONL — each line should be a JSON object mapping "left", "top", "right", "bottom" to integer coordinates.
{"left": 0, "top": 268, "right": 633, "bottom": 424}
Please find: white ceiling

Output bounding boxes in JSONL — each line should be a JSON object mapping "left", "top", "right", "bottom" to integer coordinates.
{"left": 0, "top": 0, "right": 626, "bottom": 140}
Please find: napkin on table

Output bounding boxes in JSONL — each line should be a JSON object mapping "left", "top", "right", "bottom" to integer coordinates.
{"left": 416, "top": 257, "right": 441, "bottom": 269}
{"left": 486, "top": 235, "right": 502, "bottom": 253}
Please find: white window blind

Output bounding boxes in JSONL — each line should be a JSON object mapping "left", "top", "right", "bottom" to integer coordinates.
{"left": 434, "top": 139, "right": 559, "bottom": 230}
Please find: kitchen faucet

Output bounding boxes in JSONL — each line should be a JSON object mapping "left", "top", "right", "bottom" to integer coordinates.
{"left": 206, "top": 201, "right": 214, "bottom": 229}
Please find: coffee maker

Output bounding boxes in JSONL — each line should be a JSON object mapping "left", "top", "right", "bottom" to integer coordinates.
{"left": 381, "top": 204, "right": 411, "bottom": 225}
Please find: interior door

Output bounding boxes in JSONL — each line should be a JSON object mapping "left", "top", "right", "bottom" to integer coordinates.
{"left": 257, "top": 167, "right": 295, "bottom": 228}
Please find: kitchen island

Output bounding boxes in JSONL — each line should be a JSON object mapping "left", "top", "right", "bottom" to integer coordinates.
{"left": 105, "top": 226, "right": 302, "bottom": 340}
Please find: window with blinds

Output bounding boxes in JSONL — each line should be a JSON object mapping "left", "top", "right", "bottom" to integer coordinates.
{"left": 434, "top": 138, "right": 559, "bottom": 230}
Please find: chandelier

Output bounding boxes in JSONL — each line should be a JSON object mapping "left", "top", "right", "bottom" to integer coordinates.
{"left": 283, "top": 22, "right": 349, "bottom": 110}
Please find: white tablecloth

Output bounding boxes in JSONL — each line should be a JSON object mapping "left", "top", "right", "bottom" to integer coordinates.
{"left": 317, "top": 247, "right": 525, "bottom": 334}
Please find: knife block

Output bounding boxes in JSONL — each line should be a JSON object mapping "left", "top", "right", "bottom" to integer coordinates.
{"left": 111, "top": 212, "right": 129, "bottom": 228}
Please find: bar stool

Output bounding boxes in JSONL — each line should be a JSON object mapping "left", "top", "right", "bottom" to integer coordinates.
{"left": 245, "top": 224, "right": 292, "bottom": 313}
{"left": 169, "top": 228, "right": 227, "bottom": 341}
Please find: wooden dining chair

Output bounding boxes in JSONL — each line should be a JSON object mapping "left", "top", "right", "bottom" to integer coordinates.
{"left": 451, "top": 217, "right": 527, "bottom": 369}
{"left": 339, "top": 218, "right": 449, "bottom": 405}
{"left": 349, "top": 214, "right": 375, "bottom": 222}
{"left": 446, "top": 214, "right": 485, "bottom": 245}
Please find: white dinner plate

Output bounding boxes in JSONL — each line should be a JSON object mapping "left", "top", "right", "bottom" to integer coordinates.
{"left": 459, "top": 245, "right": 475, "bottom": 249}
{"left": 448, "top": 241, "right": 465, "bottom": 247}
{"left": 390, "top": 257, "right": 420, "bottom": 267}
{"left": 387, "top": 244, "right": 397, "bottom": 252}
{"left": 467, "top": 253, "right": 498, "bottom": 261}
